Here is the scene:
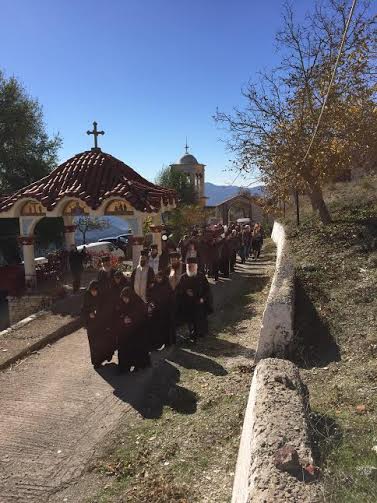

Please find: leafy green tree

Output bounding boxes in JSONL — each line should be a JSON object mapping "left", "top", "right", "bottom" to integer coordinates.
{"left": 156, "top": 166, "right": 197, "bottom": 205}
{"left": 0, "top": 71, "right": 62, "bottom": 195}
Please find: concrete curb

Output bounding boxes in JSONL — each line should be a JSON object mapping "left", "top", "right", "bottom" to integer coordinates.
{"left": 231, "top": 358, "right": 322, "bottom": 503}
{"left": 0, "top": 317, "right": 82, "bottom": 372}
{"left": 255, "top": 221, "right": 295, "bottom": 361}
{"left": 0, "top": 310, "right": 49, "bottom": 339}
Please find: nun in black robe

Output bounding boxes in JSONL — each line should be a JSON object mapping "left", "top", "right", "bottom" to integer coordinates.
{"left": 96, "top": 256, "right": 118, "bottom": 360}
{"left": 81, "top": 281, "right": 112, "bottom": 368}
{"left": 219, "top": 236, "right": 231, "bottom": 278}
{"left": 148, "top": 270, "right": 174, "bottom": 350}
{"left": 117, "top": 287, "right": 151, "bottom": 373}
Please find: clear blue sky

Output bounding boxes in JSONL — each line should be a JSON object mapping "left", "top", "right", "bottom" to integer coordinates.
{"left": 1, "top": 0, "right": 312, "bottom": 186}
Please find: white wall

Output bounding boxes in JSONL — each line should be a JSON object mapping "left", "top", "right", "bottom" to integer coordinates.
{"left": 255, "top": 221, "right": 295, "bottom": 360}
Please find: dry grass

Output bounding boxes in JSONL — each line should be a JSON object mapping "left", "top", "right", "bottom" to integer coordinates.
{"left": 286, "top": 176, "right": 377, "bottom": 503}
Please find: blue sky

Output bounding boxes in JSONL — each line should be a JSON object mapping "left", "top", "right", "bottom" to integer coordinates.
{"left": 1, "top": 0, "right": 313, "bottom": 185}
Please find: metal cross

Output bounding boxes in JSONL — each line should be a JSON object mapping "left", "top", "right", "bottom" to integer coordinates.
{"left": 185, "top": 137, "right": 189, "bottom": 154}
{"left": 87, "top": 121, "right": 105, "bottom": 149}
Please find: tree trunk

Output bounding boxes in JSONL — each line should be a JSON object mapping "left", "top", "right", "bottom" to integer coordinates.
{"left": 307, "top": 185, "right": 332, "bottom": 224}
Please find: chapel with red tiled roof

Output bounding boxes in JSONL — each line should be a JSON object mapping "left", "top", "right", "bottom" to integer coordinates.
{"left": 0, "top": 122, "right": 176, "bottom": 288}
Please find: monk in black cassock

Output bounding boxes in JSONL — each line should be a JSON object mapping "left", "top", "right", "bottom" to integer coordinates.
{"left": 177, "top": 257, "right": 213, "bottom": 343}
{"left": 97, "top": 256, "right": 116, "bottom": 296}
{"left": 148, "top": 269, "right": 174, "bottom": 350}
{"left": 117, "top": 286, "right": 150, "bottom": 374}
{"left": 219, "top": 234, "right": 231, "bottom": 278}
{"left": 82, "top": 281, "right": 113, "bottom": 368}
{"left": 96, "top": 256, "right": 118, "bottom": 361}
{"left": 167, "top": 251, "right": 185, "bottom": 340}
{"left": 110, "top": 270, "right": 128, "bottom": 308}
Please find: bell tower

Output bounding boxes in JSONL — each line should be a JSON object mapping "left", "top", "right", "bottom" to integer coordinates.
{"left": 170, "top": 141, "right": 206, "bottom": 207}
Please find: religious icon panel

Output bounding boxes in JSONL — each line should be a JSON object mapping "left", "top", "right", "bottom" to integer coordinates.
{"left": 20, "top": 201, "right": 46, "bottom": 216}
{"left": 104, "top": 200, "right": 134, "bottom": 216}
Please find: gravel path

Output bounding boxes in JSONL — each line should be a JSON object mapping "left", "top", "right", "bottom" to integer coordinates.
{"left": 0, "top": 252, "right": 274, "bottom": 503}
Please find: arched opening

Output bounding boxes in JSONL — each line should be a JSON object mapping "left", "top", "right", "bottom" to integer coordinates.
{"left": 34, "top": 217, "right": 65, "bottom": 258}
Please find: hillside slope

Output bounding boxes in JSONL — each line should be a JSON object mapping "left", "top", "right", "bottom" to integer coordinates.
{"left": 287, "top": 177, "right": 377, "bottom": 502}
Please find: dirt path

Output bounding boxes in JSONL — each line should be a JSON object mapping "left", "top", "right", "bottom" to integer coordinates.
{"left": 0, "top": 246, "right": 275, "bottom": 503}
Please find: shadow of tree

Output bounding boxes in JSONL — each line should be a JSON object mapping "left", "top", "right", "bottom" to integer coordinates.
{"left": 292, "top": 277, "right": 341, "bottom": 368}
{"left": 168, "top": 347, "right": 228, "bottom": 376}
{"left": 309, "top": 411, "right": 343, "bottom": 466}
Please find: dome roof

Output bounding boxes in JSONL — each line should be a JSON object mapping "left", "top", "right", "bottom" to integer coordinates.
{"left": 0, "top": 149, "right": 176, "bottom": 213}
{"left": 177, "top": 153, "right": 199, "bottom": 165}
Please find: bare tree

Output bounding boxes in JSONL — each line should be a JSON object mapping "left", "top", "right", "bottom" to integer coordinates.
{"left": 215, "top": 0, "right": 377, "bottom": 223}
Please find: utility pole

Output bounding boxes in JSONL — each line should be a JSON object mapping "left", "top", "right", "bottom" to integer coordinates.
{"left": 295, "top": 190, "right": 300, "bottom": 226}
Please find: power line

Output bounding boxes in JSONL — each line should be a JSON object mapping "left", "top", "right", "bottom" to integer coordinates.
{"left": 228, "top": 171, "right": 242, "bottom": 186}
{"left": 302, "top": 0, "right": 358, "bottom": 164}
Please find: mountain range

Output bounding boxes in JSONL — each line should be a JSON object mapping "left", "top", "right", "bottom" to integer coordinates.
{"left": 204, "top": 182, "right": 264, "bottom": 206}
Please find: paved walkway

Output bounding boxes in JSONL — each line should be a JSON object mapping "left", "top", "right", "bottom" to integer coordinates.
{"left": 0, "top": 254, "right": 274, "bottom": 503}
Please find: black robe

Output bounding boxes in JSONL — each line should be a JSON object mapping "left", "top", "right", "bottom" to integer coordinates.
{"left": 177, "top": 272, "right": 212, "bottom": 338}
{"left": 148, "top": 279, "right": 174, "bottom": 349}
{"left": 82, "top": 290, "right": 114, "bottom": 366}
{"left": 220, "top": 238, "right": 231, "bottom": 277}
{"left": 97, "top": 268, "right": 116, "bottom": 298}
{"left": 117, "top": 295, "right": 150, "bottom": 371}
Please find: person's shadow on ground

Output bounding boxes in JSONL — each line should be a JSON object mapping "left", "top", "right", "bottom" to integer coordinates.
{"left": 95, "top": 356, "right": 198, "bottom": 420}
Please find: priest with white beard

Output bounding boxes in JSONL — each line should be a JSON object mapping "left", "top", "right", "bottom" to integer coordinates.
{"left": 131, "top": 249, "right": 155, "bottom": 303}
{"left": 177, "top": 256, "right": 213, "bottom": 342}
{"left": 148, "top": 244, "right": 160, "bottom": 275}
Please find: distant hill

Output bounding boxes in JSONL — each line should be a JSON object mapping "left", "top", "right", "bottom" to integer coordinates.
{"left": 204, "top": 182, "right": 264, "bottom": 206}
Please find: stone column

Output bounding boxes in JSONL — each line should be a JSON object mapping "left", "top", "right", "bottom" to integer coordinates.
{"left": 131, "top": 236, "right": 144, "bottom": 269}
{"left": 149, "top": 224, "right": 163, "bottom": 255}
{"left": 64, "top": 224, "right": 76, "bottom": 249}
{"left": 18, "top": 236, "right": 36, "bottom": 291}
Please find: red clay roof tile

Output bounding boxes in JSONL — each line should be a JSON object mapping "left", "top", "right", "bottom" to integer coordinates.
{"left": 0, "top": 149, "right": 175, "bottom": 214}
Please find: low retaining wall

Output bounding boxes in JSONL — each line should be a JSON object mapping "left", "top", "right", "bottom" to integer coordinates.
{"left": 255, "top": 221, "right": 295, "bottom": 361}
{"left": 232, "top": 358, "right": 321, "bottom": 503}
{"left": 7, "top": 295, "right": 53, "bottom": 325}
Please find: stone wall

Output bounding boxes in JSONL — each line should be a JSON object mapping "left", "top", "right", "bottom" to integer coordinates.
{"left": 231, "top": 359, "right": 321, "bottom": 503}
{"left": 7, "top": 295, "right": 53, "bottom": 325}
{"left": 255, "top": 221, "right": 295, "bottom": 360}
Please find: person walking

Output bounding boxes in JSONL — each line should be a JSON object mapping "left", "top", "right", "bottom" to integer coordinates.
{"left": 131, "top": 250, "right": 155, "bottom": 303}
{"left": 81, "top": 281, "right": 113, "bottom": 368}
{"left": 177, "top": 257, "right": 212, "bottom": 343}
{"left": 68, "top": 245, "right": 86, "bottom": 293}
{"left": 251, "top": 223, "right": 264, "bottom": 259}
{"left": 148, "top": 270, "right": 174, "bottom": 349}
{"left": 117, "top": 286, "right": 150, "bottom": 374}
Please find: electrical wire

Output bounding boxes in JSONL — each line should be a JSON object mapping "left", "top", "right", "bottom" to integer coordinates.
{"left": 301, "top": 0, "right": 358, "bottom": 164}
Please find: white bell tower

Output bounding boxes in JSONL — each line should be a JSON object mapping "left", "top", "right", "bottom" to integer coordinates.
{"left": 170, "top": 140, "right": 206, "bottom": 207}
